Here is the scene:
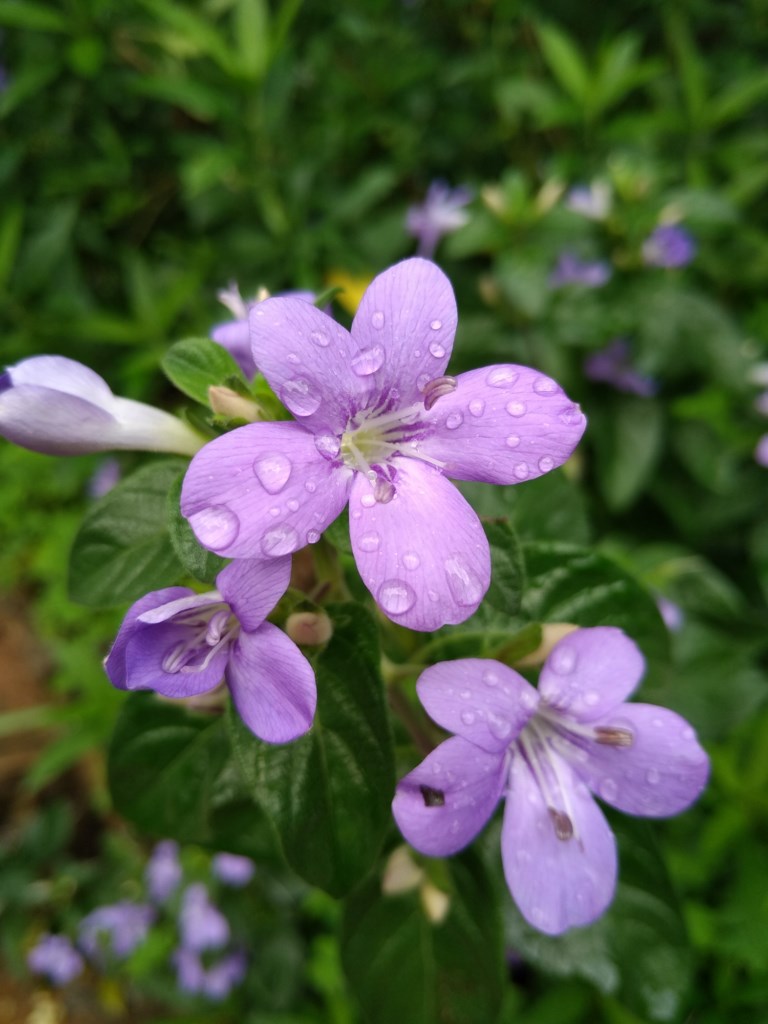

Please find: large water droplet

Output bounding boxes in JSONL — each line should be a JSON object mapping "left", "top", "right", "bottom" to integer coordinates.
{"left": 538, "top": 455, "right": 554, "bottom": 473}
{"left": 281, "top": 377, "right": 321, "bottom": 417}
{"left": 505, "top": 435, "right": 520, "bottom": 449}
{"left": 310, "top": 330, "right": 330, "bottom": 347}
{"left": 402, "top": 551, "right": 420, "bottom": 570}
{"left": 189, "top": 505, "right": 240, "bottom": 551}
{"left": 352, "top": 344, "right": 385, "bottom": 376}
{"left": 514, "top": 462, "right": 529, "bottom": 480}
{"left": 559, "top": 404, "right": 584, "bottom": 426}
{"left": 487, "top": 367, "right": 519, "bottom": 388}
{"left": 307, "top": 529, "right": 321, "bottom": 544}
{"left": 286, "top": 498, "right": 299, "bottom": 512}
{"left": 445, "top": 556, "right": 485, "bottom": 607}
{"left": 253, "top": 452, "right": 292, "bottom": 494}
{"left": 378, "top": 579, "right": 416, "bottom": 616}
{"left": 599, "top": 777, "right": 618, "bottom": 802}
{"left": 261, "top": 523, "right": 299, "bottom": 556}
{"left": 315, "top": 433, "right": 340, "bottom": 460}
{"left": 358, "top": 531, "right": 381, "bottom": 552}
{"left": 506, "top": 400, "right": 526, "bottom": 417}
{"left": 361, "top": 492, "right": 376, "bottom": 508}
{"left": 371, "top": 310, "right": 385, "bottom": 329}
{"left": 269, "top": 506, "right": 280, "bottom": 517}
{"left": 469, "top": 398, "right": 485, "bottom": 417}
{"left": 429, "top": 340, "right": 446, "bottom": 358}
{"left": 445, "top": 411, "right": 463, "bottom": 430}
{"left": 430, "top": 319, "right": 442, "bottom": 331}
{"left": 533, "top": 376, "right": 558, "bottom": 395}
{"left": 550, "top": 646, "right": 577, "bottom": 674}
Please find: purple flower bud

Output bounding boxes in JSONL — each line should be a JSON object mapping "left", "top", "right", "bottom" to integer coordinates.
{"left": 657, "top": 596, "right": 684, "bottom": 633}
{"left": 642, "top": 224, "right": 696, "bottom": 268}
{"left": 27, "top": 934, "right": 84, "bottom": 986}
{"left": 550, "top": 252, "right": 612, "bottom": 289}
{"left": 583, "top": 339, "right": 657, "bottom": 397}
{"left": 212, "top": 852, "right": 255, "bottom": 888}
{"left": 78, "top": 902, "right": 154, "bottom": 962}
{"left": 406, "top": 182, "right": 472, "bottom": 259}
{"left": 146, "top": 840, "right": 182, "bottom": 903}
{"left": 179, "top": 884, "right": 229, "bottom": 953}
{"left": 87, "top": 457, "right": 122, "bottom": 498}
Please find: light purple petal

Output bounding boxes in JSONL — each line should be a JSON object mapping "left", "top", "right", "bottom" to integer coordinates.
{"left": 349, "top": 458, "right": 490, "bottom": 631}
{"left": 211, "top": 320, "right": 255, "bottom": 378}
{"left": 0, "top": 383, "right": 117, "bottom": 454}
{"left": 351, "top": 258, "right": 457, "bottom": 411}
{"left": 125, "top": 625, "right": 229, "bottom": 698}
{"left": 538, "top": 627, "right": 646, "bottom": 721}
{"left": 181, "top": 421, "right": 354, "bottom": 559}
{"left": 226, "top": 622, "right": 316, "bottom": 743}
{"left": 27, "top": 934, "right": 84, "bottom": 985}
{"left": 418, "top": 365, "right": 586, "bottom": 484}
{"left": 569, "top": 703, "right": 709, "bottom": 817}
{"left": 146, "top": 840, "right": 182, "bottom": 903}
{"left": 8, "top": 355, "right": 114, "bottom": 401}
{"left": 105, "top": 587, "right": 196, "bottom": 689}
{"left": 501, "top": 752, "right": 617, "bottom": 935}
{"left": 137, "top": 590, "right": 224, "bottom": 625}
{"left": 179, "top": 884, "right": 229, "bottom": 953}
{"left": 392, "top": 736, "right": 506, "bottom": 856}
{"left": 216, "top": 557, "right": 291, "bottom": 631}
{"left": 211, "top": 852, "right": 255, "bottom": 887}
{"left": 416, "top": 659, "right": 538, "bottom": 754}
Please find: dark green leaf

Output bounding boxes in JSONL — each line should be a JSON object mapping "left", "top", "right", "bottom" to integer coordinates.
{"left": 592, "top": 397, "right": 664, "bottom": 511}
{"left": 161, "top": 337, "right": 246, "bottom": 406}
{"left": 483, "top": 519, "right": 525, "bottom": 616}
{"left": 167, "top": 472, "right": 227, "bottom": 584}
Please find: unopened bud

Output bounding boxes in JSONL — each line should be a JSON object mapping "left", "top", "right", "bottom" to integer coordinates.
{"left": 420, "top": 882, "right": 451, "bottom": 924}
{"left": 515, "top": 623, "right": 580, "bottom": 668}
{"left": 208, "top": 386, "right": 263, "bottom": 422}
{"left": 535, "top": 178, "right": 566, "bottom": 214}
{"left": 382, "top": 846, "right": 424, "bottom": 896}
{"left": 285, "top": 611, "right": 333, "bottom": 647}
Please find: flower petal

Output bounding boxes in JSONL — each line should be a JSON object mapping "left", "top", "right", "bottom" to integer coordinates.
{"left": 211, "top": 320, "right": 255, "bottom": 378}
{"left": 0, "top": 384, "right": 117, "bottom": 454}
{"left": 181, "top": 421, "right": 354, "bottom": 559}
{"left": 351, "top": 258, "right": 457, "bottom": 410}
{"left": 123, "top": 621, "right": 230, "bottom": 697}
{"left": 416, "top": 659, "right": 539, "bottom": 754}
{"left": 105, "top": 587, "right": 196, "bottom": 689}
{"left": 349, "top": 458, "right": 490, "bottom": 631}
{"left": 501, "top": 752, "right": 617, "bottom": 935}
{"left": 569, "top": 703, "right": 709, "bottom": 817}
{"left": 539, "top": 627, "right": 646, "bottom": 720}
{"left": 419, "top": 365, "right": 586, "bottom": 484}
{"left": 392, "top": 736, "right": 505, "bottom": 856}
{"left": 136, "top": 590, "right": 224, "bottom": 625}
{"left": 7, "top": 355, "right": 114, "bottom": 401}
{"left": 226, "top": 622, "right": 316, "bottom": 743}
{"left": 216, "top": 557, "right": 292, "bottom": 631}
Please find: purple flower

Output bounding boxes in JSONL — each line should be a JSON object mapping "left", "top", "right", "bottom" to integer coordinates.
{"left": 27, "top": 934, "right": 84, "bottom": 985}
{"left": 173, "top": 946, "right": 247, "bottom": 1000}
{"left": 146, "top": 840, "right": 183, "bottom": 903}
{"left": 78, "top": 902, "right": 154, "bottom": 962}
{"left": 550, "top": 252, "right": 612, "bottom": 289}
{"left": 564, "top": 182, "right": 611, "bottom": 221}
{"left": 406, "top": 182, "right": 472, "bottom": 259}
{"left": 212, "top": 852, "right": 255, "bottom": 887}
{"left": 181, "top": 259, "right": 586, "bottom": 632}
{"left": 642, "top": 224, "right": 696, "bottom": 268}
{"left": 0, "top": 356, "right": 202, "bottom": 457}
{"left": 755, "top": 434, "right": 768, "bottom": 467}
{"left": 87, "top": 457, "right": 122, "bottom": 499}
{"left": 392, "top": 627, "right": 709, "bottom": 935}
{"left": 179, "top": 884, "right": 230, "bottom": 953}
{"left": 657, "top": 596, "right": 684, "bottom": 633}
{"left": 104, "top": 557, "right": 316, "bottom": 743}
{"left": 754, "top": 391, "right": 768, "bottom": 417}
{"left": 583, "top": 339, "right": 657, "bottom": 397}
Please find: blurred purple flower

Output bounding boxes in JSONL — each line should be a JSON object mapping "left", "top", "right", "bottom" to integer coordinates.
{"left": 212, "top": 852, "right": 255, "bottom": 887}
{"left": 87, "top": 457, "right": 121, "bottom": 499}
{"left": 78, "top": 902, "right": 154, "bottom": 962}
{"left": 550, "top": 252, "right": 611, "bottom": 289}
{"left": 179, "top": 884, "right": 230, "bottom": 953}
{"left": 146, "top": 840, "right": 183, "bottom": 903}
{"left": 173, "top": 946, "right": 247, "bottom": 1000}
{"left": 642, "top": 224, "right": 696, "bottom": 268}
{"left": 27, "top": 934, "right": 84, "bottom": 985}
{"left": 565, "top": 182, "right": 611, "bottom": 221}
{"left": 392, "top": 627, "right": 709, "bottom": 935}
{"left": 584, "top": 339, "right": 657, "bottom": 398}
{"left": 406, "top": 182, "right": 472, "bottom": 259}
{"left": 755, "top": 434, "right": 768, "bottom": 467}
{"left": 754, "top": 391, "right": 768, "bottom": 417}
{"left": 657, "top": 596, "right": 684, "bottom": 633}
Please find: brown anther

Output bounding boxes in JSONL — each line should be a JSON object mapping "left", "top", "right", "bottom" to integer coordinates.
{"left": 422, "top": 375, "right": 458, "bottom": 411}
{"left": 374, "top": 477, "right": 395, "bottom": 504}
{"left": 594, "top": 726, "right": 633, "bottom": 748}
{"left": 420, "top": 785, "right": 445, "bottom": 807}
{"left": 548, "top": 808, "right": 574, "bottom": 841}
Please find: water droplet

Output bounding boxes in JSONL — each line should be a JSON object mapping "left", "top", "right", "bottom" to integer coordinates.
{"left": 506, "top": 400, "right": 526, "bottom": 417}
{"left": 427, "top": 589, "right": 439, "bottom": 602}
{"left": 445, "top": 411, "right": 463, "bottom": 429}
{"left": 681, "top": 726, "right": 695, "bottom": 741}
{"left": 488, "top": 712, "right": 513, "bottom": 740}
{"left": 371, "top": 310, "right": 385, "bottom": 329}
{"left": 514, "top": 462, "right": 529, "bottom": 480}
{"left": 646, "top": 768, "right": 661, "bottom": 785}
{"left": 430, "top": 319, "right": 442, "bottom": 331}
{"left": 305, "top": 479, "right": 317, "bottom": 493}
{"left": 559, "top": 404, "right": 584, "bottom": 426}
{"left": 429, "top": 340, "right": 446, "bottom": 358}
{"left": 583, "top": 690, "right": 600, "bottom": 706}
{"left": 281, "top": 377, "right": 321, "bottom": 417}
{"left": 315, "top": 433, "right": 340, "bottom": 460}
{"left": 307, "top": 529, "right": 321, "bottom": 544}
{"left": 378, "top": 579, "right": 416, "bottom": 616}
{"left": 189, "top": 505, "right": 239, "bottom": 551}
{"left": 520, "top": 689, "right": 537, "bottom": 710}
{"left": 310, "top": 330, "right": 330, "bottom": 347}
{"left": 287, "top": 352, "right": 300, "bottom": 365}
{"left": 445, "top": 556, "right": 485, "bottom": 607}
{"left": 461, "top": 710, "right": 476, "bottom": 726}
{"left": 487, "top": 367, "right": 519, "bottom": 388}
{"left": 482, "top": 669, "right": 498, "bottom": 687}
{"left": 416, "top": 373, "right": 430, "bottom": 391}
{"left": 533, "top": 376, "right": 558, "bottom": 395}
{"left": 459, "top": 689, "right": 472, "bottom": 701}
{"left": 352, "top": 344, "right": 385, "bottom": 376}
{"left": 469, "top": 398, "right": 485, "bottom": 417}
{"left": 351, "top": 509, "right": 362, "bottom": 520}
{"left": 269, "top": 506, "right": 280, "bottom": 517}
{"left": 287, "top": 498, "right": 299, "bottom": 512}
{"left": 359, "top": 531, "right": 381, "bottom": 552}
{"left": 505, "top": 434, "right": 520, "bottom": 449}
{"left": 402, "top": 551, "right": 420, "bottom": 570}
{"left": 599, "top": 777, "right": 618, "bottom": 802}
{"left": 261, "top": 523, "right": 299, "bottom": 556}
{"left": 550, "top": 646, "right": 577, "bottom": 674}
{"left": 253, "top": 452, "right": 292, "bottom": 494}
{"left": 538, "top": 455, "right": 554, "bottom": 472}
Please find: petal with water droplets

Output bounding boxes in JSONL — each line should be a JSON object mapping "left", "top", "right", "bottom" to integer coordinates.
{"left": 217, "top": 557, "right": 292, "bottom": 632}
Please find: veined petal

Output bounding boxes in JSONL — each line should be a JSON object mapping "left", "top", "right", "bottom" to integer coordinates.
{"left": 0, "top": 384, "right": 116, "bottom": 455}
{"left": 217, "top": 557, "right": 292, "bottom": 632}
{"left": 349, "top": 458, "right": 490, "bottom": 631}
{"left": 416, "top": 659, "right": 538, "bottom": 754}
{"left": 181, "top": 421, "right": 354, "bottom": 559}
{"left": 392, "top": 736, "right": 506, "bottom": 857}
{"left": 419, "top": 365, "right": 586, "bottom": 484}
{"left": 108, "top": 397, "right": 204, "bottom": 456}
{"left": 351, "top": 258, "right": 457, "bottom": 410}
{"left": 539, "top": 627, "right": 646, "bottom": 720}
{"left": 123, "top": 621, "right": 230, "bottom": 698}
{"left": 137, "top": 590, "right": 224, "bottom": 625}
{"left": 501, "top": 752, "right": 617, "bottom": 935}
{"left": 569, "top": 703, "right": 709, "bottom": 817}
{"left": 7, "top": 355, "right": 114, "bottom": 401}
{"left": 211, "top": 320, "right": 255, "bottom": 378}
{"left": 105, "top": 587, "right": 195, "bottom": 689}
{"left": 226, "top": 623, "right": 316, "bottom": 743}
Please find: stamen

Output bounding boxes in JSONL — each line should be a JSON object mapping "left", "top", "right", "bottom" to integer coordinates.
{"left": 162, "top": 640, "right": 198, "bottom": 673}
{"left": 594, "top": 726, "right": 633, "bottom": 747}
{"left": 518, "top": 722, "right": 579, "bottom": 843}
{"left": 420, "top": 785, "right": 445, "bottom": 807}
{"left": 374, "top": 476, "right": 395, "bottom": 504}
{"left": 205, "top": 610, "right": 231, "bottom": 646}
{"left": 548, "top": 808, "right": 574, "bottom": 841}
{"left": 422, "top": 375, "right": 458, "bottom": 411}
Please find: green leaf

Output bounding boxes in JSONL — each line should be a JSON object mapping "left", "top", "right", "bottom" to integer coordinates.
{"left": 592, "top": 397, "right": 664, "bottom": 511}
{"left": 483, "top": 520, "right": 525, "bottom": 616}
{"left": 167, "top": 472, "right": 227, "bottom": 584}
{"left": 0, "top": 1, "right": 69, "bottom": 32}
{"left": 229, "top": 603, "right": 394, "bottom": 896}
{"left": 536, "top": 21, "right": 590, "bottom": 106}
{"left": 68, "top": 460, "right": 185, "bottom": 607}
{"left": 235, "top": 0, "right": 270, "bottom": 80}
{"left": 161, "top": 337, "right": 246, "bottom": 406}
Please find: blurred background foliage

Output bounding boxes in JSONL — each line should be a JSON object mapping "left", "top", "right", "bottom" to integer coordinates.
{"left": 2, "top": 0, "right": 768, "bottom": 1021}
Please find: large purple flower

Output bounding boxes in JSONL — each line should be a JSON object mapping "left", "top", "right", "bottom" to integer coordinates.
{"left": 392, "top": 627, "right": 709, "bottom": 935}
{"left": 104, "top": 558, "right": 316, "bottom": 744}
{"left": 181, "top": 259, "right": 586, "bottom": 631}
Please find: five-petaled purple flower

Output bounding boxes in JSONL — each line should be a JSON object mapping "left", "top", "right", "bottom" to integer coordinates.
{"left": 392, "top": 627, "right": 709, "bottom": 935}
{"left": 105, "top": 558, "right": 316, "bottom": 743}
{"left": 584, "top": 339, "right": 657, "bottom": 398}
{"left": 550, "top": 252, "right": 612, "bottom": 289}
{"left": 78, "top": 902, "right": 155, "bottom": 962}
{"left": 146, "top": 840, "right": 183, "bottom": 903}
{"left": 27, "top": 934, "right": 84, "bottom": 985}
{"left": 642, "top": 224, "right": 696, "bottom": 269}
{"left": 406, "top": 182, "right": 473, "bottom": 259}
{"left": 179, "top": 884, "right": 230, "bottom": 953}
{"left": 0, "top": 356, "right": 202, "bottom": 457}
{"left": 212, "top": 852, "right": 255, "bottom": 887}
{"left": 174, "top": 945, "right": 247, "bottom": 1000}
{"left": 181, "top": 259, "right": 586, "bottom": 631}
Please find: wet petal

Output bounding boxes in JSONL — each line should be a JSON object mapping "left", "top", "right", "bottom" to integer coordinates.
{"left": 349, "top": 457, "right": 490, "bottom": 631}
{"left": 539, "top": 627, "right": 646, "bottom": 720}
{"left": 181, "top": 421, "right": 354, "bottom": 559}
{"left": 105, "top": 587, "right": 196, "bottom": 689}
{"left": 416, "top": 659, "right": 539, "bottom": 754}
{"left": 352, "top": 258, "right": 457, "bottom": 411}
{"left": 217, "top": 557, "right": 292, "bottom": 632}
{"left": 392, "top": 736, "right": 506, "bottom": 856}
{"left": 419, "top": 365, "right": 586, "bottom": 484}
{"left": 568, "top": 703, "right": 709, "bottom": 817}
{"left": 501, "top": 752, "right": 617, "bottom": 935}
{"left": 226, "top": 623, "right": 316, "bottom": 743}
{"left": 211, "top": 320, "right": 255, "bottom": 378}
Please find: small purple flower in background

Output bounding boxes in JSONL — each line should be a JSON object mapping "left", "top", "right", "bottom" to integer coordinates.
{"left": 182, "top": 259, "right": 586, "bottom": 631}
{"left": 642, "top": 224, "right": 696, "bottom": 268}
{"left": 657, "top": 596, "right": 684, "bottom": 633}
{"left": 212, "top": 852, "right": 255, "bottom": 887}
{"left": 392, "top": 627, "right": 709, "bottom": 935}
{"left": 87, "top": 457, "right": 122, "bottom": 499}
{"left": 174, "top": 946, "right": 247, "bottom": 1000}
{"left": 550, "top": 252, "right": 612, "bottom": 289}
{"left": 78, "top": 902, "right": 154, "bottom": 962}
{"left": 406, "top": 182, "right": 472, "bottom": 259}
{"left": 146, "top": 840, "right": 183, "bottom": 903}
{"left": 179, "top": 884, "right": 230, "bottom": 953}
{"left": 755, "top": 434, "right": 768, "bottom": 468}
{"left": 583, "top": 339, "right": 657, "bottom": 398}
{"left": 754, "top": 391, "right": 768, "bottom": 417}
{"left": 564, "top": 182, "right": 611, "bottom": 221}
{"left": 105, "top": 558, "right": 316, "bottom": 743}
{"left": 27, "top": 934, "right": 84, "bottom": 985}
{"left": 0, "top": 356, "right": 203, "bottom": 457}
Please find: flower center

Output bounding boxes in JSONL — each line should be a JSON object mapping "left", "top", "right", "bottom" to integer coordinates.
{"left": 161, "top": 605, "right": 240, "bottom": 674}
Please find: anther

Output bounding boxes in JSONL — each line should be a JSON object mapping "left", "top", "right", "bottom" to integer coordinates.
{"left": 374, "top": 477, "right": 395, "bottom": 504}
{"left": 422, "top": 375, "right": 458, "bottom": 411}
{"left": 548, "top": 808, "right": 574, "bottom": 841}
{"left": 594, "top": 726, "right": 633, "bottom": 747}
{"left": 420, "top": 785, "right": 446, "bottom": 807}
